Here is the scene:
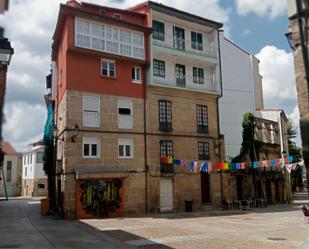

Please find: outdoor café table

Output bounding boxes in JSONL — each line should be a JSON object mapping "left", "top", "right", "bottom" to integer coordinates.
{"left": 234, "top": 200, "right": 249, "bottom": 211}
{"left": 256, "top": 198, "right": 267, "bottom": 208}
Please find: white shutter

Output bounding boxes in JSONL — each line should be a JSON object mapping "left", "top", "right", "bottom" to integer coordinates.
{"left": 83, "top": 96, "right": 100, "bottom": 127}
{"left": 118, "top": 100, "right": 133, "bottom": 129}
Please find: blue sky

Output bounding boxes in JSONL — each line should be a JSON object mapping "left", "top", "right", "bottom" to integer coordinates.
{"left": 227, "top": 9, "right": 290, "bottom": 54}
{"left": 0, "top": 0, "right": 300, "bottom": 150}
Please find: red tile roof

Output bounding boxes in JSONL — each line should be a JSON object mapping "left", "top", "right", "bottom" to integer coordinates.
{"left": 1, "top": 141, "right": 17, "bottom": 155}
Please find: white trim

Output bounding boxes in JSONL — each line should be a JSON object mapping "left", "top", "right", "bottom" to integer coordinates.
{"left": 82, "top": 136, "right": 100, "bottom": 158}
{"left": 118, "top": 138, "right": 134, "bottom": 159}
{"left": 132, "top": 66, "right": 142, "bottom": 84}
{"left": 101, "top": 58, "right": 116, "bottom": 77}
{"left": 83, "top": 95, "right": 100, "bottom": 128}
{"left": 75, "top": 17, "right": 145, "bottom": 60}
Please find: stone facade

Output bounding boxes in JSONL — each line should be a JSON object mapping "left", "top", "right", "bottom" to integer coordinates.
{"left": 288, "top": 6, "right": 309, "bottom": 183}
{"left": 21, "top": 179, "right": 48, "bottom": 197}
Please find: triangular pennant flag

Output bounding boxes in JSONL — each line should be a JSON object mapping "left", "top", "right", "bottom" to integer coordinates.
{"left": 240, "top": 162, "right": 246, "bottom": 169}
{"left": 200, "top": 162, "right": 205, "bottom": 172}
{"left": 253, "top": 161, "right": 259, "bottom": 169}
{"left": 189, "top": 161, "right": 194, "bottom": 172}
{"left": 193, "top": 161, "right": 198, "bottom": 173}
{"left": 207, "top": 162, "right": 211, "bottom": 172}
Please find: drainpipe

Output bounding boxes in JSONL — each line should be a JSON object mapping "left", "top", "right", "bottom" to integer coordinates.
{"left": 143, "top": 63, "right": 148, "bottom": 214}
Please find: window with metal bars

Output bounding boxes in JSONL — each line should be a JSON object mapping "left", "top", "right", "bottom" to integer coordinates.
{"left": 196, "top": 105, "right": 208, "bottom": 133}
{"left": 158, "top": 100, "right": 172, "bottom": 132}
{"left": 198, "top": 142, "right": 210, "bottom": 160}
{"left": 153, "top": 59, "right": 165, "bottom": 77}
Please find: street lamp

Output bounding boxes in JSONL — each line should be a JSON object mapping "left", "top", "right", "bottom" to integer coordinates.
{"left": 69, "top": 124, "right": 79, "bottom": 142}
{"left": 0, "top": 37, "right": 14, "bottom": 66}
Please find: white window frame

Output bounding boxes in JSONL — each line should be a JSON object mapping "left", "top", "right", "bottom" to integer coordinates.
{"left": 83, "top": 137, "right": 100, "bottom": 158}
{"left": 132, "top": 66, "right": 142, "bottom": 84}
{"left": 101, "top": 59, "right": 116, "bottom": 77}
{"left": 118, "top": 138, "right": 133, "bottom": 159}
{"left": 118, "top": 99, "right": 133, "bottom": 129}
{"left": 83, "top": 95, "right": 100, "bottom": 128}
{"left": 75, "top": 17, "right": 145, "bottom": 60}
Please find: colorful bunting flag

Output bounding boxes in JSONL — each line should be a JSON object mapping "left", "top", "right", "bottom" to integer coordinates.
{"left": 174, "top": 159, "right": 181, "bottom": 165}
{"left": 193, "top": 161, "right": 198, "bottom": 173}
{"left": 189, "top": 161, "right": 194, "bottom": 172}
{"left": 240, "top": 162, "right": 246, "bottom": 169}
{"left": 253, "top": 161, "right": 259, "bottom": 169}
{"left": 208, "top": 162, "right": 212, "bottom": 172}
{"left": 288, "top": 156, "right": 293, "bottom": 163}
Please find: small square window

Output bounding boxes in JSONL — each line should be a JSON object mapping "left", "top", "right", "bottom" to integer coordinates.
{"left": 118, "top": 138, "right": 133, "bottom": 158}
{"left": 83, "top": 137, "right": 100, "bottom": 158}
{"left": 114, "top": 14, "right": 122, "bottom": 20}
{"left": 132, "top": 67, "right": 142, "bottom": 83}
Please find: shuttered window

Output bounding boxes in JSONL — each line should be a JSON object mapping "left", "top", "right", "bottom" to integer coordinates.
{"left": 83, "top": 96, "right": 100, "bottom": 127}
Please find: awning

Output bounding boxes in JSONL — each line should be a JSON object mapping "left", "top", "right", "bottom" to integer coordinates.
{"left": 74, "top": 166, "right": 133, "bottom": 180}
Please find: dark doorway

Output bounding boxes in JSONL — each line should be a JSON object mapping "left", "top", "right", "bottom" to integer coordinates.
{"left": 236, "top": 175, "right": 243, "bottom": 200}
{"left": 275, "top": 181, "right": 280, "bottom": 203}
{"left": 201, "top": 172, "right": 210, "bottom": 203}
{"left": 266, "top": 180, "right": 272, "bottom": 204}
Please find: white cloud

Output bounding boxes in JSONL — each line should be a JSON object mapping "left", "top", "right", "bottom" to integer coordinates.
{"left": 255, "top": 46, "right": 301, "bottom": 145}
{"left": 3, "top": 102, "right": 46, "bottom": 152}
{"left": 0, "top": 0, "right": 230, "bottom": 151}
{"left": 242, "top": 29, "right": 251, "bottom": 36}
{"left": 235, "top": 0, "right": 287, "bottom": 19}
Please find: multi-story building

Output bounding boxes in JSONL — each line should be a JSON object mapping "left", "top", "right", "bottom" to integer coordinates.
{"left": 131, "top": 1, "right": 224, "bottom": 211}
{"left": 287, "top": 0, "right": 309, "bottom": 185}
{"left": 219, "top": 36, "right": 264, "bottom": 159}
{"left": 50, "top": 0, "right": 150, "bottom": 218}
{"left": 21, "top": 141, "right": 47, "bottom": 197}
{"left": 47, "top": 0, "right": 224, "bottom": 218}
{"left": 0, "top": 141, "right": 22, "bottom": 197}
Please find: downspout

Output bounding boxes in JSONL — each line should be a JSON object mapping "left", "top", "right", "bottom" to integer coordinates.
{"left": 217, "top": 29, "right": 224, "bottom": 205}
{"left": 143, "top": 26, "right": 152, "bottom": 214}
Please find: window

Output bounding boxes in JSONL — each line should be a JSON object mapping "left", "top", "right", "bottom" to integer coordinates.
{"left": 36, "top": 152, "right": 44, "bottom": 164}
{"left": 153, "top": 59, "right": 165, "bottom": 78}
{"left": 75, "top": 18, "right": 145, "bottom": 60}
{"left": 160, "top": 140, "right": 174, "bottom": 174}
{"left": 30, "top": 154, "right": 33, "bottom": 164}
{"left": 173, "top": 26, "right": 185, "bottom": 50}
{"left": 158, "top": 100, "right": 172, "bottom": 132}
{"left": 38, "top": 183, "right": 45, "bottom": 189}
{"left": 83, "top": 95, "right": 100, "bottom": 127}
{"left": 99, "top": 9, "right": 106, "bottom": 15}
{"left": 23, "top": 156, "right": 26, "bottom": 165}
{"left": 175, "top": 64, "right": 186, "bottom": 87}
{"left": 196, "top": 105, "right": 208, "bottom": 133}
{"left": 25, "top": 167, "right": 27, "bottom": 177}
{"left": 160, "top": 140, "right": 173, "bottom": 157}
{"left": 191, "top": 32, "right": 203, "bottom": 51}
{"left": 198, "top": 142, "right": 210, "bottom": 160}
{"left": 193, "top": 67, "right": 204, "bottom": 84}
{"left": 132, "top": 67, "right": 142, "bottom": 83}
{"left": 118, "top": 100, "right": 133, "bottom": 129}
{"left": 6, "top": 161, "right": 12, "bottom": 183}
{"left": 83, "top": 137, "right": 100, "bottom": 158}
{"left": 114, "top": 14, "right": 122, "bottom": 20}
{"left": 101, "top": 59, "right": 115, "bottom": 77}
{"left": 153, "top": 20, "right": 165, "bottom": 41}
{"left": 118, "top": 138, "right": 133, "bottom": 158}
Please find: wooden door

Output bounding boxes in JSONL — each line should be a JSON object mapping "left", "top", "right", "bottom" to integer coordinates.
{"left": 201, "top": 172, "right": 211, "bottom": 203}
{"left": 160, "top": 178, "right": 173, "bottom": 212}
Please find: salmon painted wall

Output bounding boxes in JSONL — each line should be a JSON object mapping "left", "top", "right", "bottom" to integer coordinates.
{"left": 66, "top": 51, "right": 145, "bottom": 98}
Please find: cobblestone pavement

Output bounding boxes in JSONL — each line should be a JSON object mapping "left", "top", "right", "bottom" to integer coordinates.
{"left": 0, "top": 193, "right": 309, "bottom": 249}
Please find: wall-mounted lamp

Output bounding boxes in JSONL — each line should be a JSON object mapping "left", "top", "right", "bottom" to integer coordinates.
{"left": 0, "top": 37, "right": 14, "bottom": 66}
{"left": 68, "top": 123, "right": 79, "bottom": 142}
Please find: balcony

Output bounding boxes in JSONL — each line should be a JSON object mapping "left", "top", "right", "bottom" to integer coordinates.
{"left": 153, "top": 71, "right": 221, "bottom": 94}
{"left": 152, "top": 32, "right": 217, "bottom": 59}
{"left": 160, "top": 163, "right": 175, "bottom": 175}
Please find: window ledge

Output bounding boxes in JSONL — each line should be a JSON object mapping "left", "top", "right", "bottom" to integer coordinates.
{"left": 100, "top": 75, "right": 118, "bottom": 80}
{"left": 132, "top": 80, "right": 143, "bottom": 84}
{"left": 118, "top": 157, "right": 134, "bottom": 159}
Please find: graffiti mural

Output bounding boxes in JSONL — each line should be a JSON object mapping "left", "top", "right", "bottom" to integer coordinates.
{"left": 77, "top": 178, "right": 123, "bottom": 218}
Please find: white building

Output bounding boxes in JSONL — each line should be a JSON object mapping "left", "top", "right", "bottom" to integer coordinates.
{"left": 219, "top": 35, "right": 264, "bottom": 159}
{"left": 255, "top": 109, "right": 289, "bottom": 156}
{"left": 0, "top": 141, "right": 22, "bottom": 197}
{"left": 22, "top": 141, "right": 47, "bottom": 197}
